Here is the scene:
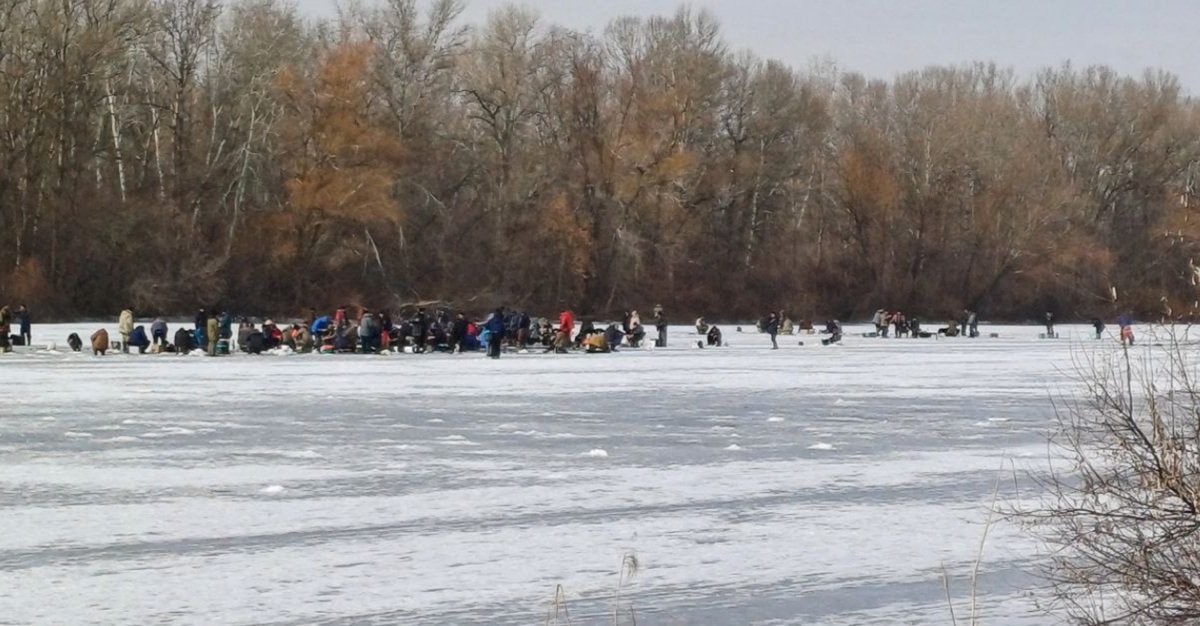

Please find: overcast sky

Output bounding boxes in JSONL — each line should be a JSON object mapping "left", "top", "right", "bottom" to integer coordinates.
{"left": 298, "top": 0, "right": 1199, "bottom": 92}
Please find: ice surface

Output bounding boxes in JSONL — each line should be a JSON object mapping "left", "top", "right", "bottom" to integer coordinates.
{"left": 0, "top": 322, "right": 1138, "bottom": 624}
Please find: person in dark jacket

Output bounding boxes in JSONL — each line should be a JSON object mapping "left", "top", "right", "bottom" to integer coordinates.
{"left": 174, "top": 328, "right": 195, "bottom": 354}
{"left": 449, "top": 313, "right": 470, "bottom": 353}
{"left": 1091, "top": 318, "right": 1105, "bottom": 340}
{"left": 517, "top": 312, "right": 531, "bottom": 348}
{"left": 764, "top": 311, "right": 780, "bottom": 349}
{"left": 16, "top": 305, "right": 30, "bottom": 347}
{"left": 129, "top": 325, "right": 151, "bottom": 354}
{"left": 604, "top": 323, "right": 624, "bottom": 351}
{"left": 707, "top": 325, "right": 723, "bottom": 347}
{"left": 411, "top": 308, "right": 429, "bottom": 353}
{"left": 653, "top": 306, "right": 668, "bottom": 347}
{"left": 484, "top": 308, "right": 506, "bottom": 359}
{"left": 245, "top": 328, "right": 266, "bottom": 354}
{"left": 194, "top": 308, "right": 207, "bottom": 348}
{"left": 219, "top": 311, "right": 233, "bottom": 339}
{"left": 67, "top": 333, "right": 83, "bottom": 352}
{"left": 0, "top": 306, "right": 11, "bottom": 352}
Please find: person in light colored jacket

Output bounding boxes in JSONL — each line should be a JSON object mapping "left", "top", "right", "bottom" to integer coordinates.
{"left": 118, "top": 309, "right": 134, "bottom": 353}
{"left": 206, "top": 313, "right": 219, "bottom": 356}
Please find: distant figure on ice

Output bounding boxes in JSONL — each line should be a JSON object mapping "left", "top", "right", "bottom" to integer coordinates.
{"left": 485, "top": 308, "right": 506, "bottom": 359}
{"left": 206, "top": 312, "right": 219, "bottom": 356}
{"left": 118, "top": 308, "right": 134, "bottom": 353}
{"left": 696, "top": 317, "right": 708, "bottom": 334}
{"left": 91, "top": 328, "right": 109, "bottom": 355}
{"left": 0, "top": 306, "right": 10, "bottom": 353}
{"left": 872, "top": 309, "right": 887, "bottom": 337}
{"left": 654, "top": 305, "right": 668, "bottom": 347}
{"left": 822, "top": 320, "right": 843, "bottom": 345}
{"left": 1118, "top": 313, "right": 1135, "bottom": 346}
{"left": 626, "top": 310, "right": 644, "bottom": 347}
{"left": 892, "top": 311, "right": 907, "bottom": 337}
{"left": 764, "top": 311, "right": 780, "bottom": 349}
{"left": 128, "top": 326, "right": 151, "bottom": 354}
{"left": 151, "top": 318, "right": 169, "bottom": 352}
{"left": 66, "top": 333, "right": 83, "bottom": 352}
{"left": 1091, "top": 318, "right": 1105, "bottom": 340}
{"left": 174, "top": 327, "right": 195, "bottom": 354}
{"left": 410, "top": 308, "right": 429, "bottom": 353}
{"left": 194, "top": 308, "right": 207, "bottom": 347}
{"left": 707, "top": 325, "right": 723, "bottom": 347}
{"left": 967, "top": 310, "right": 979, "bottom": 338}
{"left": 16, "top": 304, "right": 30, "bottom": 347}
{"left": 1044, "top": 312, "right": 1055, "bottom": 338}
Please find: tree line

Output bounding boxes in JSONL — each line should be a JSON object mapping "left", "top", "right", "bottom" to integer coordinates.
{"left": 2, "top": 0, "right": 1199, "bottom": 321}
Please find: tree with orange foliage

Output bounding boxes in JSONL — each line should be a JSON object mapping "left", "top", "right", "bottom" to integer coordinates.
{"left": 273, "top": 40, "right": 405, "bottom": 306}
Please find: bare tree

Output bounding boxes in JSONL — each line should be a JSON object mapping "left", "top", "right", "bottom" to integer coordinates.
{"left": 1022, "top": 326, "right": 1200, "bottom": 624}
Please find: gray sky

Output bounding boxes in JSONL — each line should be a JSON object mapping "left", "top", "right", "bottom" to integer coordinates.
{"left": 300, "top": 0, "right": 1200, "bottom": 92}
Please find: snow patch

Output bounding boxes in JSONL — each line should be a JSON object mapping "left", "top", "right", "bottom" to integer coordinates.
{"left": 767, "top": 417, "right": 785, "bottom": 423}
{"left": 63, "top": 431, "right": 92, "bottom": 438}
{"left": 260, "top": 485, "right": 286, "bottom": 495}
{"left": 725, "top": 444, "right": 743, "bottom": 451}
{"left": 808, "top": 443, "right": 836, "bottom": 451}
{"left": 584, "top": 449, "right": 609, "bottom": 458}
{"left": 100, "top": 436, "right": 140, "bottom": 443}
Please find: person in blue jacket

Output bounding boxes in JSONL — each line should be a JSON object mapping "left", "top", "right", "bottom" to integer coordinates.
{"left": 311, "top": 315, "right": 332, "bottom": 337}
{"left": 484, "top": 308, "right": 506, "bottom": 359}
{"left": 129, "top": 325, "right": 151, "bottom": 354}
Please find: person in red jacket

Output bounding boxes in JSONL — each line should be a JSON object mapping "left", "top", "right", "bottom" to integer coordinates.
{"left": 550, "top": 308, "right": 575, "bottom": 353}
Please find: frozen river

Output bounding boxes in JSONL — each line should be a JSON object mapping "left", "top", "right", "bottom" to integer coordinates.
{"left": 0, "top": 322, "right": 1112, "bottom": 625}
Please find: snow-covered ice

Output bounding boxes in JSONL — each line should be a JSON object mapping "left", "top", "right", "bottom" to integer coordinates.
{"left": 0, "top": 322, "right": 1130, "bottom": 624}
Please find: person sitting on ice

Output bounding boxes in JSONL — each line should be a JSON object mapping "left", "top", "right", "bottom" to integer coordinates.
{"left": 696, "top": 317, "right": 708, "bottom": 334}
{"left": 311, "top": 315, "right": 331, "bottom": 338}
{"left": 262, "top": 320, "right": 283, "bottom": 349}
{"left": 174, "top": 328, "right": 195, "bottom": 354}
{"left": 67, "top": 333, "right": 83, "bottom": 352}
{"left": 602, "top": 323, "right": 624, "bottom": 351}
{"left": 823, "top": 320, "right": 843, "bottom": 344}
{"left": 237, "top": 321, "right": 256, "bottom": 351}
{"left": 244, "top": 328, "right": 266, "bottom": 354}
{"left": 780, "top": 317, "right": 794, "bottom": 335}
{"left": 707, "top": 325, "right": 723, "bottom": 346}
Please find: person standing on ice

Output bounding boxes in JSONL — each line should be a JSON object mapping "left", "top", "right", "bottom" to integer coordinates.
{"left": 410, "top": 308, "right": 430, "bottom": 353}
{"left": 653, "top": 305, "right": 668, "bottom": 347}
{"left": 1091, "top": 318, "right": 1105, "bottom": 340}
{"left": 16, "top": 305, "right": 30, "bottom": 347}
{"left": 484, "top": 308, "right": 506, "bottom": 359}
{"left": 550, "top": 307, "right": 575, "bottom": 353}
{"left": 764, "top": 311, "right": 780, "bottom": 349}
{"left": 0, "top": 306, "right": 11, "bottom": 353}
{"left": 1044, "top": 312, "right": 1055, "bottom": 338}
{"left": 967, "top": 310, "right": 979, "bottom": 338}
{"left": 118, "top": 308, "right": 134, "bottom": 353}
{"left": 206, "top": 312, "right": 219, "bottom": 356}
{"left": 1118, "top": 313, "right": 1135, "bottom": 346}
{"left": 218, "top": 311, "right": 233, "bottom": 349}
{"left": 193, "top": 308, "right": 207, "bottom": 347}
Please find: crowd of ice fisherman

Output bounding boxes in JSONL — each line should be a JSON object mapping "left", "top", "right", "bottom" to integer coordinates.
{"left": 0, "top": 303, "right": 1138, "bottom": 357}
